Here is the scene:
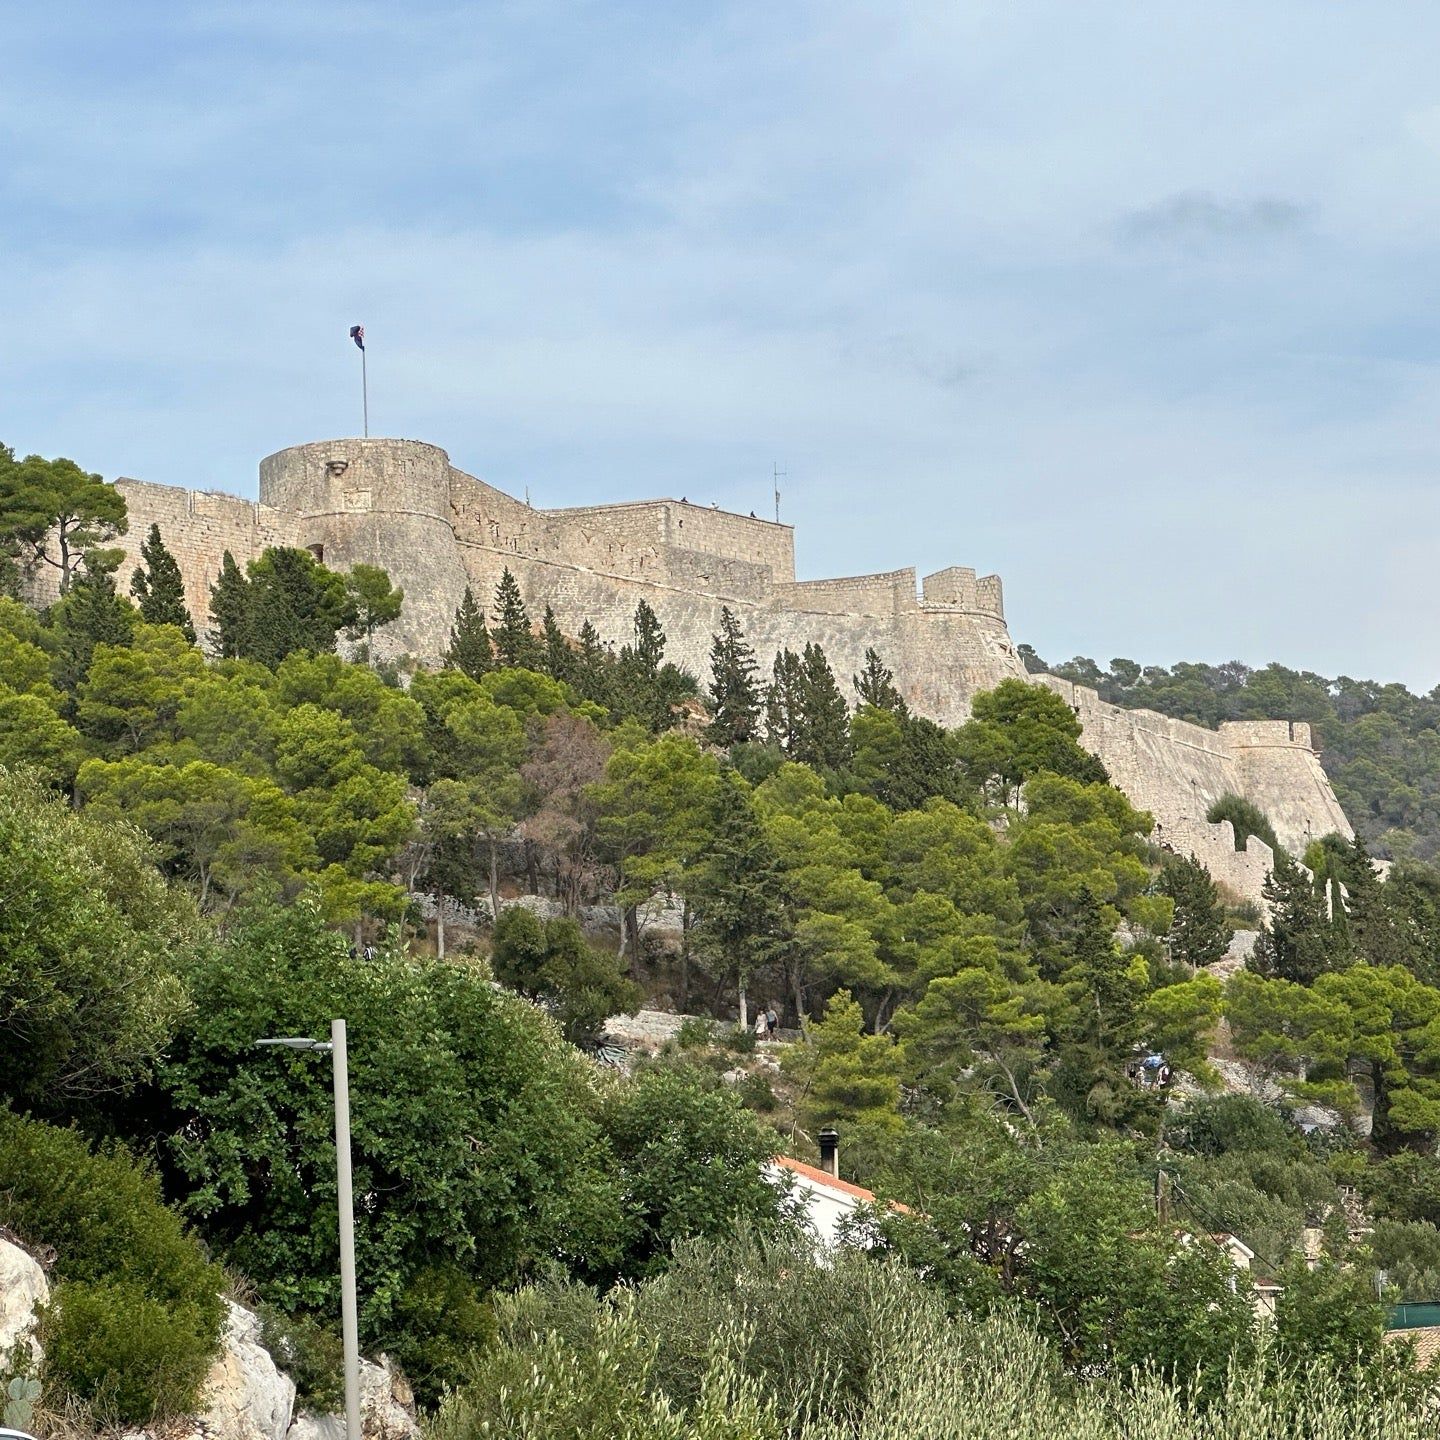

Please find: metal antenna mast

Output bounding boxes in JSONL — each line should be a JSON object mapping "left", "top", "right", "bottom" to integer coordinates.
{"left": 772, "top": 462, "right": 786, "bottom": 524}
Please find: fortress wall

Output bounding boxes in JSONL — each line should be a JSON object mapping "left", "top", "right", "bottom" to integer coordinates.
{"left": 922, "top": 566, "right": 979, "bottom": 607}
{"left": 771, "top": 569, "right": 920, "bottom": 617}
{"left": 451, "top": 541, "right": 1024, "bottom": 721}
{"left": 24, "top": 478, "right": 300, "bottom": 628}
{"left": 1039, "top": 676, "right": 1352, "bottom": 902}
{"left": 1039, "top": 676, "right": 1241, "bottom": 829}
{"left": 1231, "top": 736, "right": 1353, "bottom": 854}
{"left": 261, "top": 440, "right": 470, "bottom": 657}
{"left": 655, "top": 546, "right": 778, "bottom": 599}
{"left": 540, "top": 501, "right": 669, "bottom": 552}
{"left": 449, "top": 465, "right": 544, "bottom": 556}
{"left": 976, "top": 574, "right": 1005, "bottom": 620}
{"left": 1220, "top": 719, "right": 1313, "bottom": 748}
{"left": 657, "top": 504, "right": 795, "bottom": 582}
{"left": 1162, "top": 816, "right": 1276, "bottom": 906}
{"left": 919, "top": 569, "right": 1006, "bottom": 621}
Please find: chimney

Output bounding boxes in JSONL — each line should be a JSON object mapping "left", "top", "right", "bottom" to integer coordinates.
{"left": 818, "top": 1126, "right": 840, "bottom": 1179}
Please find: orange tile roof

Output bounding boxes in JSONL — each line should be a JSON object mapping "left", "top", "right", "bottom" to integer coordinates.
{"left": 771, "top": 1155, "right": 910, "bottom": 1212}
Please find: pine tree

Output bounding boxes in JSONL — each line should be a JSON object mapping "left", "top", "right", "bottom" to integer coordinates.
{"left": 491, "top": 568, "right": 542, "bottom": 669}
{"left": 541, "top": 606, "right": 574, "bottom": 683}
{"left": 446, "top": 585, "right": 494, "bottom": 680}
{"left": 706, "top": 607, "right": 761, "bottom": 747}
{"left": 765, "top": 648, "right": 803, "bottom": 752}
{"left": 853, "top": 646, "right": 907, "bottom": 715}
{"left": 1158, "top": 853, "right": 1232, "bottom": 972}
{"left": 129, "top": 523, "right": 195, "bottom": 640}
{"left": 795, "top": 642, "right": 851, "bottom": 770}
{"left": 208, "top": 550, "right": 250, "bottom": 660}
{"left": 342, "top": 563, "right": 404, "bottom": 657}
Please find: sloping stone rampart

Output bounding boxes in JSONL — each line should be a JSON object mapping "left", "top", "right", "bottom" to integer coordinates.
{"left": 1038, "top": 677, "right": 1353, "bottom": 898}
{"left": 22, "top": 435, "right": 1355, "bottom": 905}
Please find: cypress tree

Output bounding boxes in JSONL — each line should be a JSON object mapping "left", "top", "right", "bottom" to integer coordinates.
{"left": 632, "top": 599, "right": 666, "bottom": 674}
{"left": 706, "top": 606, "right": 761, "bottom": 747}
{"left": 1252, "top": 850, "right": 1348, "bottom": 984}
{"left": 765, "top": 648, "right": 803, "bottom": 752}
{"left": 796, "top": 642, "right": 851, "bottom": 770}
{"left": 446, "top": 585, "right": 494, "bottom": 680}
{"left": 241, "top": 547, "right": 354, "bottom": 667}
{"left": 208, "top": 550, "right": 250, "bottom": 660}
{"left": 130, "top": 523, "right": 195, "bottom": 640}
{"left": 572, "top": 620, "right": 614, "bottom": 708}
{"left": 1158, "top": 853, "right": 1232, "bottom": 972}
{"left": 52, "top": 560, "right": 135, "bottom": 692}
{"left": 853, "top": 646, "right": 906, "bottom": 715}
{"left": 690, "top": 771, "right": 790, "bottom": 1027}
{"left": 491, "top": 568, "right": 542, "bottom": 669}
{"left": 617, "top": 600, "right": 685, "bottom": 732}
{"left": 541, "top": 605, "right": 574, "bottom": 683}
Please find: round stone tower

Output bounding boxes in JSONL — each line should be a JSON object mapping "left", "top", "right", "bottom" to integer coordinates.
{"left": 258, "top": 438, "right": 470, "bottom": 659}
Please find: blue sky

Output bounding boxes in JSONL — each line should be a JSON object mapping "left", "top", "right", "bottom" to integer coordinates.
{"left": 6, "top": 3, "right": 1440, "bottom": 688}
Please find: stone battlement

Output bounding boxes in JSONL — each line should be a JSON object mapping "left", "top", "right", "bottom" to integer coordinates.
{"left": 20, "top": 434, "right": 1355, "bottom": 906}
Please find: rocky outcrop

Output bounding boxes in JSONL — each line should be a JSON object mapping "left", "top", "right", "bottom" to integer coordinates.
{"left": 0, "top": 1236, "right": 48, "bottom": 1370}
{"left": 197, "top": 1300, "right": 297, "bottom": 1440}
{"left": 285, "top": 1358, "right": 417, "bottom": 1440}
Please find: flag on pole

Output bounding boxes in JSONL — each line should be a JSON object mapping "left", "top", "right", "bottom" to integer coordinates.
{"left": 349, "top": 325, "right": 365, "bottom": 351}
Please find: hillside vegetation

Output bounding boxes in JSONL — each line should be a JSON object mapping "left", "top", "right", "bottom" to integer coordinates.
{"left": 7, "top": 446, "right": 1440, "bottom": 1435}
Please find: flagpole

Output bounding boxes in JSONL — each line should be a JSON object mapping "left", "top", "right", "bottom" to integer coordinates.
{"left": 361, "top": 348, "right": 369, "bottom": 438}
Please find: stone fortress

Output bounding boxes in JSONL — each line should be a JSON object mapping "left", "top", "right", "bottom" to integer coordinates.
{"left": 45, "top": 435, "right": 1353, "bottom": 904}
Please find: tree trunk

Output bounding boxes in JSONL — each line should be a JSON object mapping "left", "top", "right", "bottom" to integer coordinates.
{"left": 487, "top": 836, "right": 500, "bottom": 923}
{"left": 738, "top": 976, "right": 749, "bottom": 1031}
{"left": 679, "top": 901, "right": 693, "bottom": 1012}
{"left": 436, "top": 902, "right": 446, "bottom": 960}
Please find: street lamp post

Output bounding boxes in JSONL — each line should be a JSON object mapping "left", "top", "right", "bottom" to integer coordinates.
{"left": 255, "top": 1021, "right": 360, "bottom": 1440}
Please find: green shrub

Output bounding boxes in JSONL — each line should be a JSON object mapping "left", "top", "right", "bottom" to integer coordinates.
{"left": 1207, "top": 793, "right": 1281, "bottom": 854}
{"left": 737, "top": 1073, "right": 777, "bottom": 1112}
{"left": 676, "top": 1016, "right": 716, "bottom": 1049}
{"left": 386, "top": 1264, "right": 497, "bottom": 1408}
{"left": 39, "top": 1280, "right": 217, "bottom": 1425}
{"left": 258, "top": 1305, "right": 344, "bottom": 1412}
{"left": 0, "top": 1111, "right": 222, "bottom": 1315}
{"left": 723, "top": 1026, "right": 757, "bottom": 1055}
{"left": 431, "top": 1241, "right": 1440, "bottom": 1440}
{"left": 0, "top": 1111, "right": 224, "bottom": 1425}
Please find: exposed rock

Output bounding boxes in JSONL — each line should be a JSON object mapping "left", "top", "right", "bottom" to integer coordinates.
{"left": 285, "top": 1357, "right": 417, "bottom": 1440}
{"left": 603, "top": 1007, "right": 690, "bottom": 1049}
{"left": 0, "top": 1236, "right": 48, "bottom": 1369}
{"left": 1203, "top": 1057, "right": 1348, "bottom": 1132}
{"left": 198, "top": 1299, "right": 296, "bottom": 1440}
{"left": 1205, "top": 929, "right": 1258, "bottom": 982}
